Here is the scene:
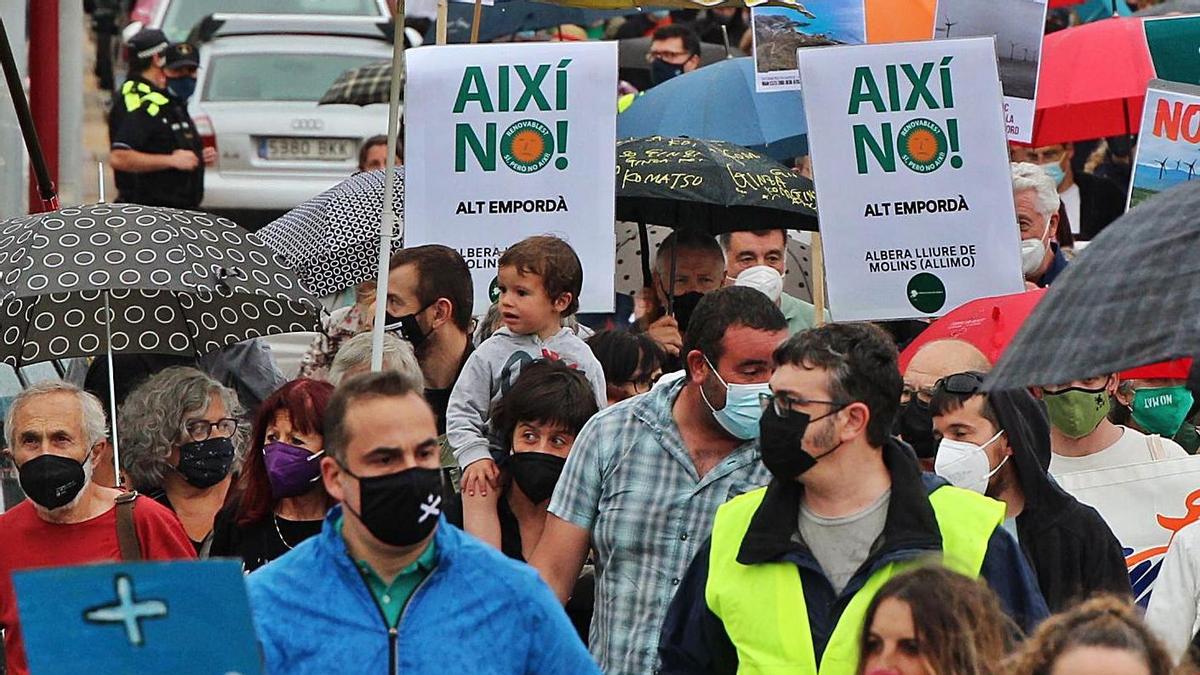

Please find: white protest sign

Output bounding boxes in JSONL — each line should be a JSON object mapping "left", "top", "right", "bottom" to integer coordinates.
{"left": 1057, "top": 455, "right": 1200, "bottom": 607}
{"left": 932, "top": 0, "right": 1048, "bottom": 143}
{"left": 405, "top": 42, "right": 617, "bottom": 312}
{"left": 798, "top": 37, "right": 1024, "bottom": 321}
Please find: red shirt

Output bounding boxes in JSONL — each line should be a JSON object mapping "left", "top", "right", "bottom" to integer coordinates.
{"left": 0, "top": 496, "right": 195, "bottom": 675}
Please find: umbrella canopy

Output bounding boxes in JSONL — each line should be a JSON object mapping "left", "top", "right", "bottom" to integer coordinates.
{"left": 618, "top": 37, "right": 744, "bottom": 92}
{"left": 319, "top": 60, "right": 395, "bottom": 107}
{"left": 615, "top": 136, "right": 818, "bottom": 233}
{"left": 1031, "top": 17, "right": 1154, "bottom": 146}
{"left": 0, "top": 204, "right": 322, "bottom": 367}
{"left": 257, "top": 169, "right": 405, "bottom": 298}
{"left": 1122, "top": 358, "right": 1193, "bottom": 380}
{"left": 618, "top": 57, "right": 805, "bottom": 162}
{"left": 987, "top": 180, "right": 1200, "bottom": 391}
{"left": 430, "top": 1, "right": 629, "bottom": 44}
{"left": 898, "top": 289, "right": 1046, "bottom": 373}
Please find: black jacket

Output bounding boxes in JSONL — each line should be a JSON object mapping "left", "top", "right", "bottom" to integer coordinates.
{"left": 658, "top": 440, "right": 1049, "bottom": 674}
{"left": 991, "top": 389, "right": 1132, "bottom": 611}
{"left": 1075, "top": 171, "right": 1126, "bottom": 241}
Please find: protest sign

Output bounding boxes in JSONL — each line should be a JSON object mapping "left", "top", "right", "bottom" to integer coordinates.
{"left": 405, "top": 42, "right": 617, "bottom": 312}
{"left": 932, "top": 0, "right": 1048, "bottom": 143}
{"left": 1057, "top": 455, "right": 1200, "bottom": 607}
{"left": 14, "top": 560, "right": 260, "bottom": 675}
{"left": 798, "top": 37, "right": 1024, "bottom": 321}
{"left": 1144, "top": 15, "right": 1200, "bottom": 87}
{"left": 751, "top": 1, "right": 866, "bottom": 92}
{"left": 865, "top": 0, "right": 936, "bottom": 43}
{"left": 1128, "top": 80, "right": 1200, "bottom": 209}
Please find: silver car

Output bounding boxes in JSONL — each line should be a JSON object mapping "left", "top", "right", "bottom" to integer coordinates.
{"left": 190, "top": 17, "right": 393, "bottom": 224}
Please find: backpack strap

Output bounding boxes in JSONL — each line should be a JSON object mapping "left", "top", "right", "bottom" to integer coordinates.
{"left": 115, "top": 491, "right": 143, "bottom": 561}
{"left": 1147, "top": 434, "right": 1168, "bottom": 461}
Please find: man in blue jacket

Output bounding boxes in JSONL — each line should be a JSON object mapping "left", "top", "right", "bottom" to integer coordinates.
{"left": 247, "top": 371, "right": 597, "bottom": 675}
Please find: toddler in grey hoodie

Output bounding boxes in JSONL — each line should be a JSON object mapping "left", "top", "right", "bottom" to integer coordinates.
{"left": 447, "top": 235, "right": 607, "bottom": 498}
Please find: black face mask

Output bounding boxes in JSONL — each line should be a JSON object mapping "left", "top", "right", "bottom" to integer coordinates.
{"left": 759, "top": 403, "right": 844, "bottom": 480}
{"left": 18, "top": 454, "right": 89, "bottom": 510}
{"left": 650, "top": 58, "right": 685, "bottom": 86}
{"left": 343, "top": 464, "right": 444, "bottom": 547}
{"left": 176, "top": 437, "right": 236, "bottom": 489}
{"left": 508, "top": 452, "right": 566, "bottom": 504}
{"left": 895, "top": 399, "right": 937, "bottom": 459}
{"left": 385, "top": 304, "right": 434, "bottom": 350}
{"left": 671, "top": 291, "right": 705, "bottom": 333}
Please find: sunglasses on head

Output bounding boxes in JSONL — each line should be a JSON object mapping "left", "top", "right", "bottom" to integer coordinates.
{"left": 935, "top": 371, "right": 986, "bottom": 396}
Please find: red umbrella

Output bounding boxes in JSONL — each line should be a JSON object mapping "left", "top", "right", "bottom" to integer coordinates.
{"left": 1121, "top": 358, "right": 1193, "bottom": 380}
{"left": 1048, "top": 0, "right": 1084, "bottom": 6}
{"left": 899, "top": 289, "right": 1047, "bottom": 372}
{"left": 1030, "top": 17, "right": 1154, "bottom": 147}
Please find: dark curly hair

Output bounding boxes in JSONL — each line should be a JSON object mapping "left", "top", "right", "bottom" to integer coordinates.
{"left": 1008, "top": 596, "right": 1172, "bottom": 675}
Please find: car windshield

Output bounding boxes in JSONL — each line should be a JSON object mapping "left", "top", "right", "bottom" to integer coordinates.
{"left": 162, "top": 0, "right": 382, "bottom": 42}
{"left": 203, "top": 53, "right": 381, "bottom": 102}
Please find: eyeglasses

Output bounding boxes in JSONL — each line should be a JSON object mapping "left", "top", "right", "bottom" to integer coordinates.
{"left": 900, "top": 384, "right": 938, "bottom": 405}
{"left": 646, "top": 49, "right": 693, "bottom": 63}
{"left": 759, "top": 392, "right": 845, "bottom": 419}
{"left": 185, "top": 417, "right": 239, "bottom": 442}
{"left": 935, "top": 372, "right": 986, "bottom": 396}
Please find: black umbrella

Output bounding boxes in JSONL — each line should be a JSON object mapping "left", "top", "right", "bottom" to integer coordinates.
{"left": 618, "top": 36, "right": 743, "bottom": 91}
{"left": 319, "top": 60, "right": 395, "bottom": 107}
{"left": 986, "top": 180, "right": 1200, "bottom": 391}
{"left": 0, "top": 203, "right": 322, "bottom": 481}
{"left": 616, "top": 136, "right": 818, "bottom": 234}
{"left": 257, "top": 169, "right": 405, "bottom": 298}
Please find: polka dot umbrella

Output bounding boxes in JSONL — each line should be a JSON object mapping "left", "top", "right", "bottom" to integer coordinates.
{"left": 0, "top": 203, "right": 323, "bottom": 483}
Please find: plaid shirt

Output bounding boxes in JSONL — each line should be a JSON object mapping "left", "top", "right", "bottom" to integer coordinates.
{"left": 549, "top": 377, "right": 772, "bottom": 675}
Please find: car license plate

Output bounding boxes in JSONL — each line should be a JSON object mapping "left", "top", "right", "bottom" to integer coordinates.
{"left": 260, "top": 137, "right": 354, "bottom": 161}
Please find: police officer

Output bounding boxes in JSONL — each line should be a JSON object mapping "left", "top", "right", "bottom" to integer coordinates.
{"left": 110, "top": 29, "right": 212, "bottom": 208}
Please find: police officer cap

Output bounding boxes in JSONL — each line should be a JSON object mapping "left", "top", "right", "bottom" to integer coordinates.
{"left": 128, "top": 28, "right": 170, "bottom": 60}
{"left": 164, "top": 42, "right": 200, "bottom": 70}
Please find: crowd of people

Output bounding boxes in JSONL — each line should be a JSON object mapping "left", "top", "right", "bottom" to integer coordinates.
{"left": 4, "top": 1, "right": 1200, "bottom": 674}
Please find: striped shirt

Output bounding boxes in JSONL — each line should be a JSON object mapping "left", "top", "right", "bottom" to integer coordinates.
{"left": 549, "top": 377, "right": 772, "bottom": 675}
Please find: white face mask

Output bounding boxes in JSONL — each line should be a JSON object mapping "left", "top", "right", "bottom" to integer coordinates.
{"left": 1019, "top": 215, "right": 1053, "bottom": 277}
{"left": 732, "top": 265, "right": 784, "bottom": 304}
{"left": 934, "top": 430, "right": 1007, "bottom": 494}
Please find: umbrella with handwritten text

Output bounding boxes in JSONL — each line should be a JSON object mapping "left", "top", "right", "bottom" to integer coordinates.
{"left": 615, "top": 136, "right": 819, "bottom": 235}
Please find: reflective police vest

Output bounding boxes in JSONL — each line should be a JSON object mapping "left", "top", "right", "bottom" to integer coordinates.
{"left": 704, "top": 484, "right": 1005, "bottom": 675}
{"left": 121, "top": 79, "right": 170, "bottom": 116}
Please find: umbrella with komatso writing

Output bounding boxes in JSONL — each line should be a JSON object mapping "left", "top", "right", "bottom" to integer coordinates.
{"left": 615, "top": 136, "right": 818, "bottom": 235}
{"left": 985, "top": 179, "right": 1200, "bottom": 391}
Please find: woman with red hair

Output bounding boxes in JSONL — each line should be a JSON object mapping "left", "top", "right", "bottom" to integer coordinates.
{"left": 210, "top": 379, "right": 335, "bottom": 572}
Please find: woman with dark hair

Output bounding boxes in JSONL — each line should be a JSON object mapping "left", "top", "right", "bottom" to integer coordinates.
{"left": 210, "top": 378, "right": 335, "bottom": 572}
{"left": 1009, "top": 596, "right": 1172, "bottom": 675}
{"left": 452, "top": 359, "right": 599, "bottom": 640}
{"left": 586, "top": 329, "right": 665, "bottom": 405}
{"left": 858, "top": 566, "right": 1014, "bottom": 675}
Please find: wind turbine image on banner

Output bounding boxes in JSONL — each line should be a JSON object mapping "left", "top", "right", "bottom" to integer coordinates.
{"left": 940, "top": 14, "right": 956, "bottom": 38}
{"left": 1155, "top": 157, "right": 1170, "bottom": 179}
{"left": 1185, "top": 159, "right": 1197, "bottom": 180}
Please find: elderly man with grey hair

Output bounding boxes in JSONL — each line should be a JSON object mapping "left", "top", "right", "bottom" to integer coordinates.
{"left": 1012, "top": 161, "right": 1069, "bottom": 287}
{"left": 119, "top": 366, "right": 244, "bottom": 556}
{"left": 327, "top": 332, "right": 424, "bottom": 389}
{"left": 0, "top": 381, "right": 194, "bottom": 675}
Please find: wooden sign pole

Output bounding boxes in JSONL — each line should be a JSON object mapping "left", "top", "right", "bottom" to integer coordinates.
{"left": 811, "top": 232, "right": 827, "bottom": 326}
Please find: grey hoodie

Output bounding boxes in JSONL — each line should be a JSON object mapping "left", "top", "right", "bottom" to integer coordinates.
{"left": 447, "top": 327, "right": 607, "bottom": 469}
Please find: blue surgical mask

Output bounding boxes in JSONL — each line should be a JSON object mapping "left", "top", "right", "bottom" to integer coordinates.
{"left": 700, "top": 355, "right": 771, "bottom": 440}
{"left": 1040, "top": 160, "right": 1066, "bottom": 188}
{"left": 167, "top": 75, "right": 197, "bottom": 101}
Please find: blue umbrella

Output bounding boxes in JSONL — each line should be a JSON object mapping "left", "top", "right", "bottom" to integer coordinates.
{"left": 617, "top": 57, "right": 807, "bottom": 162}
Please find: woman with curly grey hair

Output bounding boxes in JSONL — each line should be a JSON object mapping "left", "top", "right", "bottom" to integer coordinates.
{"left": 119, "top": 366, "right": 244, "bottom": 556}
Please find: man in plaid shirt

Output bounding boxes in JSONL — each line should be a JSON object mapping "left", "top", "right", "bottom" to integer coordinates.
{"left": 531, "top": 287, "right": 788, "bottom": 675}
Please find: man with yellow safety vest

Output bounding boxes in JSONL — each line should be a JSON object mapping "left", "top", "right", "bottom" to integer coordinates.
{"left": 109, "top": 29, "right": 211, "bottom": 208}
{"left": 659, "top": 323, "right": 1049, "bottom": 674}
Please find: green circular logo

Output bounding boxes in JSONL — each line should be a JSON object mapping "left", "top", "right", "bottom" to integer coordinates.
{"left": 906, "top": 273, "right": 946, "bottom": 314}
{"left": 897, "top": 118, "right": 949, "bottom": 173}
{"left": 501, "top": 120, "right": 554, "bottom": 174}
{"left": 488, "top": 276, "right": 501, "bottom": 303}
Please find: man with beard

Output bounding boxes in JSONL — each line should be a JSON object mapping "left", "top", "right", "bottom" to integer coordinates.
{"left": 0, "top": 382, "right": 194, "bottom": 675}
{"left": 386, "top": 246, "right": 475, "bottom": 483}
{"left": 930, "top": 372, "right": 1130, "bottom": 611}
